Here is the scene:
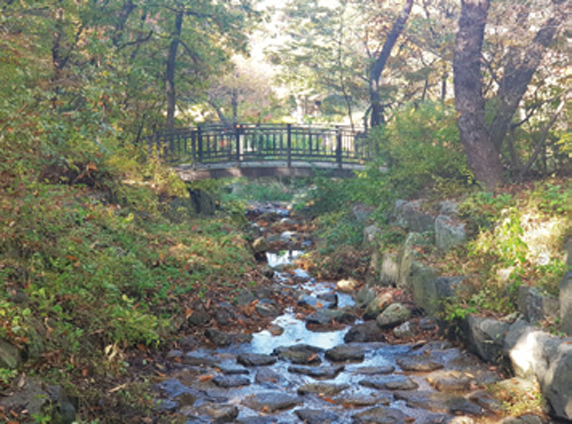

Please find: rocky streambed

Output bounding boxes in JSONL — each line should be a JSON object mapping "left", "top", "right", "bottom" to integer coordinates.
{"left": 152, "top": 203, "right": 555, "bottom": 424}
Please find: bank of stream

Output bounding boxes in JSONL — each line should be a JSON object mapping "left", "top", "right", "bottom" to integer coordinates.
{"left": 152, "top": 202, "right": 540, "bottom": 424}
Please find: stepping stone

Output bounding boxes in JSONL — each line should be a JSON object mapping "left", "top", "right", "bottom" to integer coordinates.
{"left": 344, "top": 321, "right": 386, "bottom": 343}
{"left": 182, "top": 352, "right": 219, "bottom": 367}
{"left": 468, "top": 390, "right": 503, "bottom": 413}
{"left": 274, "top": 344, "right": 323, "bottom": 364}
{"left": 353, "top": 406, "right": 409, "bottom": 424}
{"left": 306, "top": 308, "right": 356, "bottom": 325}
{"left": 295, "top": 408, "right": 340, "bottom": 423}
{"left": 241, "top": 392, "right": 302, "bottom": 412}
{"left": 325, "top": 345, "right": 365, "bottom": 362}
{"left": 217, "top": 363, "right": 249, "bottom": 375}
{"left": 394, "top": 391, "right": 485, "bottom": 416}
{"left": 397, "top": 355, "right": 444, "bottom": 372}
{"left": 288, "top": 365, "right": 344, "bottom": 379}
{"left": 212, "top": 375, "right": 250, "bottom": 388}
{"left": 426, "top": 370, "right": 472, "bottom": 392}
{"left": 196, "top": 403, "right": 239, "bottom": 422}
{"left": 359, "top": 375, "right": 419, "bottom": 391}
{"left": 237, "top": 353, "right": 277, "bottom": 366}
{"left": 255, "top": 368, "right": 281, "bottom": 385}
{"left": 352, "top": 365, "right": 396, "bottom": 375}
{"left": 333, "top": 393, "right": 392, "bottom": 407}
{"left": 297, "top": 382, "right": 349, "bottom": 396}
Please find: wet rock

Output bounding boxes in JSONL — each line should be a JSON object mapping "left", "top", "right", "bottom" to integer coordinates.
{"left": 252, "top": 237, "right": 269, "bottom": 254}
{"left": 352, "top": 365, "right": 395, "bottom": 375}
{"left": 197, "top": 403, "right": 239, "bottom": 423}
{"left": 0, "top": 339, "right": 20, "bottom": 369}
{"left": 376, "top": 303, "right": 411, "bottom": 328}
{"left": 288, "top": 365, "right": 344, "bottom": 379}
{"left": 255, "top": 299, "right": 279, "bottom": 317}
{"left": 397, "top": 355, "right": 444, "bottom": 372}
{"left": 363, "top": 292, "right": 393, "bottom": 320}
{"left": 463, "top": 315, "right": 509, "bottom": 364}
{"left": 325, "top": 344, "right": 365, "bottom": 362}
{"left": 295, "top": 408, "right": 340, "bottom": 423}
{"left": 344, "top": 321, "right": 386, "bottom": 343}
{"left": 241, "top": 392, "right": 301, "bottom": 412}
{"left": 317, "top": 292, "right": 338, "bottom": 308}
{"left": 393, "top": 321, "right": 414, "bottom": 339}
{"left": 426, "top": 370, "right": 472, "bottom": 391}
{"left": 212, "top": 375, "right": 250, "bottom": 388}
{"left": 394, "top": 391, "right": 484, "bottom": 415}
{"left": 435, "top": 215, "right": 466, "bottom": 252}
{"left": 218, "top": 363, "right": 249, "bottom": 375}
{"left": 517, "top": 285, "right": 558, "bottom": 324}
{"left": 297, "top": 382, "right": 349, "bottom": 396}
{"left": 156, "top": 378, "right": 194, "bottom": 398}
{"left": 234, "top": 289, "right": 256, "bottom": 307}
{"left": 334, "top": 392, "right": 392, "bottom": 407}
{"left": 561, "top": 272, "right": 572, "bottom": 335}
{"left": 215, "top": 302, "right": 236, "bottom": 326}
{"left": 167, "top": 349, "right": 183, "bottom": 359}
{"left": 468, "top": 390, "right": 503, "bottom": 413}
{"left": 359, "top": 375, "right": 419, "bottom": 391}
{"left": 267, "top": 324, "right": 284, "bottom": 336}
{"left": 306, "top": 308, "right": 356, "bottom": 326}
{"left": 420, "top": 317, "right": 438, "bottom": 331}
{"left": 274, "top": 344, "right": 323, "bottom": 364}
{"left": 237, "top": 353, "right": 277, "bottom": 367}
{"left": 337, "top": 278, "right": 359, "bottom": 293}
{"left": 254, "top": 367, "right": 281, "bottom": 385}
{"left": 182, "top": 352, "right": 220, "bottom": 367}
{"left": 204, "top": 328, "right": 233, "bottom": 347}
{"left": 353, "top": 406, "right": 409, "bottom": 424}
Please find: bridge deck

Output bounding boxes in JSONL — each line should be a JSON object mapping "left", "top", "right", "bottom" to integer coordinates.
{"left": 176, "top": 160, "right": 366, "bottom": 181}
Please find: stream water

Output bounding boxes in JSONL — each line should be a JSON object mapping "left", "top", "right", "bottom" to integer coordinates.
{"left": 154, "top": 204, "right": 511, "bottom": 424}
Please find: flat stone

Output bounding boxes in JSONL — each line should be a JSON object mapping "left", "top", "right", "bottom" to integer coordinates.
{"left": 197, "top": 403, "right": 239, "bottom": 423}
{"left": 237, "top": 353, "right": 277, "bottom": 367}
{"left": 255, "top": 299, "right": 279, "bottom": 317}
{"left": 325, "top": 345, "right": 365, "bottom": 362}
{"left": 352, "top": 365, "right": 396, "bottom": 375}
{"left": 212, "top": 375, "right": 250, "bottom": 388}
{"left": 297, "top": 382, "right": 349, "bottom": 396}
{"left": 359, "top": 375, "right": 419, "bottom": 391}
{"left": 167, "top": 349, "right": 183, "bottom": 359}
{"left": 468, "top": 390, "right": 503, "bottom": 413}
{"left": 394, "top": 391, "right": 484, "bottom": 416}
{"left": 397, "top": 356, "right": 444, "bottom": 372}
{"left": 288, "top": 365, "right": 344, "bottom": 379}
{"left": 344, "top": 321, "right": 386, "bottom": 343}
{"left": 255, "top": 368, "right": 281, "bottom": 385}
{"left": 182, "top": 352, "right": 220, "bottom": 367}
{"left": 241, "top": 392, "right": 302, "bottom": 412}
{"left": 352, "top": 406, "right": 409, "bottom": 424}
{"left": 295, "top": 408, "right": 340, "bottom": 424}
{"left": 204, "top": 328, "right": 233, "bottom": 347}
{"left": 334, "top": 393, "right": 392, "bottom": 407}
{"left": 306, "top": 308, "right": 356, "bottom": 326}
{"left": 426, "top": 370, "right": 472, "bottom": 392}
{"left": 156, "top": 378, "right": 194, "bottom": 398}
{"left": 217, "top": 363, "right": 249, "bottom": 375}
{"left": 274, "top": 344, "right": 323, "bottom": 364}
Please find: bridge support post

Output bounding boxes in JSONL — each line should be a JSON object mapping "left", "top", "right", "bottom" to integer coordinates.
{"left": 235, "top": 124, "right": 241, "bottom": 165}
{"left": 336, "top": 126, "right": 342, "bottom": 168}
{"left": 287, "top": 123, "right": 292, "bottom": 168}
{"left": 197, "top": 126, "right": 203, "bottom": 163}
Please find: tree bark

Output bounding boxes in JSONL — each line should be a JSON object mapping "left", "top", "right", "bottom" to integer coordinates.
{"left": 369, "top": 0, "right": 413, "bottom": 127}
{"left": 453, "top": 0, "right": 504, "bottom": 190}
{"left": 166, "top": 11, "right": 183, "bottom": 132}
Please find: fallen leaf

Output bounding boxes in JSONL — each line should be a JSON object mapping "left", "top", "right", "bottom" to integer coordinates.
{"left": 198, "top": 374, "right": 214, "bottom": 382}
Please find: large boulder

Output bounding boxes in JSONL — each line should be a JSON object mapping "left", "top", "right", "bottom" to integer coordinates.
{"left": 0, "top": 339, "right": 20, "bottom": 369}
{"left": 397, "top": 232, "right": 433, "bottom": 289}
{"left": 379, "top": 252, "right": 399, "bottom": 287}
{"left": 560, "top": 272, "right": 572, "bottom": 335}
{"left": 376, "top": 303, "right": 411, "bottom": 329}
{"left": 413, "top": 274, "right": 462, "bottom": 316}
{"left": 463, "top": 315, "right": 509, "bottom": 364}
{"left": 517, "top": 285, "right": 559, "bottom": 324}
{"left": 393, "top": 200, "right": 435, "bottom": 233}
{"left": 435, "top": 215, "right": 466, "bottom": 252}
{"left": 189, "top": 189, "right": 216, "bottom": 215}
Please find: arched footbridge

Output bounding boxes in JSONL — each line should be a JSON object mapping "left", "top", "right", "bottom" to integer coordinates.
{"left": 150, "top": 123, "right": 374, "bottom": 181}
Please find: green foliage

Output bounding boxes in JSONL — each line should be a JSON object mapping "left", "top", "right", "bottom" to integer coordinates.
{"left": 315, "top": 210, "right": 363, "bottom": 254}
{"left": 225, "top": 179, "right": 293, "bottom": 202}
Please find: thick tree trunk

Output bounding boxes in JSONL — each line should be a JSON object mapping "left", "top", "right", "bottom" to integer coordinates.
{"left": 369, "top": 0, "right": 413, "bottom": 127}
{"left": 488, "top": 16, "right": 563, "bottom": 151}
{"left": 166, "top": 11, "right": 183, "bottom": 132}
{"left": 453, "top": 0, "right": 504, "bottom": 190}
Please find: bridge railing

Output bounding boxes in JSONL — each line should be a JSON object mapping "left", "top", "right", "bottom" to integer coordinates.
{"left": 149, "top": 123, "right": 373, "bottom": 167}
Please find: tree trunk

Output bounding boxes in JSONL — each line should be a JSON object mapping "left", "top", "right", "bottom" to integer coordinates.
{"left": 453, "top": 0, "right": 504, "bottom": 190}
{"left": 369, "top": 0, "right": 413, "bottom": 127}
{"left": 166, "top": 11, "right": 183, "bottom": 132}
